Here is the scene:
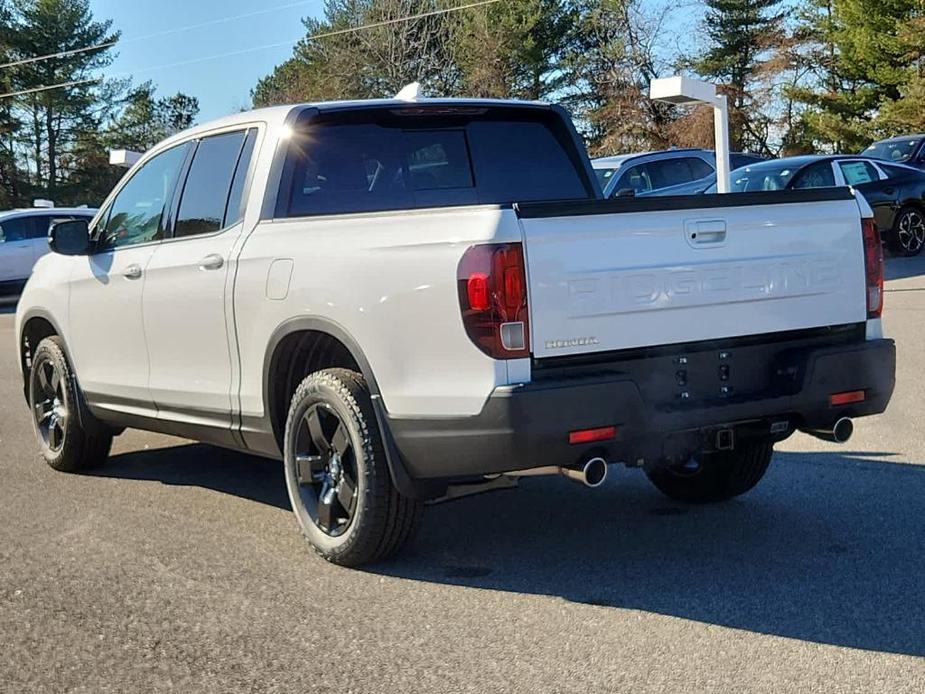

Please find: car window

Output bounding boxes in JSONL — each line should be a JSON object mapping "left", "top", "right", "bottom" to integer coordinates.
{"left": 618, "top": 164, "right": 653, "bottom": 194}
{"left": 594, "top": 167, "right": 619, "bottom": 190}
{"left": 29, "top": 215, "right": 67, "bottom": 239}
{"left": 284, "top": 108, "right": 591, "bottom": 217}
{"left": 862, "top": 138, "right": 921, "bottom": 163}
{"left": 882, "top": 163, "right": 917, "bottom": 179}
{"left": 224, "top": 128, "right": 258, "bottom": 228}
{"left": 100, "top": 143, "right": 190, "bottom": 250}
{"left": 790, "top": 161, "right": 836, "bottom": 189}
{"left": 175, "top": 130, "right": 248, "bottom": 238}
{"left": 839, "top": 161, "right": 879, "bottom": 185}
{"left": 0, "top": 216, "right": 36, "bottom": 243}
{"left": 688, "top": 158, "right": 714, "bottom": 179}
{"left": 649, "top": 158, "right": 695, "bottom": 189}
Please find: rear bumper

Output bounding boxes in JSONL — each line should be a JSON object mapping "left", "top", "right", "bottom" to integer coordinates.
{"left": 387, "top": 335, "right": 895, "bottom": 483}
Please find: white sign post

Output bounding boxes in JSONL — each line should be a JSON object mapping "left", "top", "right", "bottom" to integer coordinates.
{"left": 649, "top": 76, "right": 732, "bottom": 193}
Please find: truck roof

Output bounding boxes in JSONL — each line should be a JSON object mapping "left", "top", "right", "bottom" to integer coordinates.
{"left": 157, "top": 98, "right": 552, "bottom": 150}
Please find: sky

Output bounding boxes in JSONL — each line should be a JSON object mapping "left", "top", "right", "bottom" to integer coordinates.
{"left": 90, "top": 0, "right": 326, "bottom": 121}
{"left": 89, "top": 0, "right": 701, "bottom": 124}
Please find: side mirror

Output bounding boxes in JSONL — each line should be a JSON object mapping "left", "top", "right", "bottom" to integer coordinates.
{"left": 615, "top": 187, "right": 637, "bottom": 198}
{"left": 49, "top": 219, "right": 91, "bottom": 256}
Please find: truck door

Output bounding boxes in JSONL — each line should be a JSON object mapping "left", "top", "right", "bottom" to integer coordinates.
{"left": 141, "top": 127, "right": 257, "bottom": 441}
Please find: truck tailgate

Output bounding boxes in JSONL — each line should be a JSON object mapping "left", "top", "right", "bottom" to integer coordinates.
{"left": 516, "top": 190, "right": 867, "bottom": 359}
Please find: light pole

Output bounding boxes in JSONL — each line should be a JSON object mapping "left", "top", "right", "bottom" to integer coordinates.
{"left": 649, "top": 76, "right": 731, "bottom": 193}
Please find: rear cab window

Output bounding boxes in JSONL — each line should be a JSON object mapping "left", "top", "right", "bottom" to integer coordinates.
{"left": 278, "top": 106, "right": 594, "bottom": 217}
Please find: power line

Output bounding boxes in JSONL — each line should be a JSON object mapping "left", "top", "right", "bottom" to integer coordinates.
{"left": 0, "top": 0, "right": 499, "bottom": 100}
{"left": 0, "top": 0, "right": 319, "bottom": 71}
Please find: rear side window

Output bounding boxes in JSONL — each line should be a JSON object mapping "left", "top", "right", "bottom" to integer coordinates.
{"left": 688, "top": 158, "right": 714, "bottom": 179}
{"left": 282, "top": 108, "right": 591, "bottom": 217}
{"left": 224, "top": 129, "right": 258, "bottom": 227}
{"left": 838, "top": 160, "right": 879, "bottom": 185}
{"left": 649, "top": 158, "right": 696, "bottom": 188}
{"left": 175, "top": 130, "right": 248, "bottom": 237}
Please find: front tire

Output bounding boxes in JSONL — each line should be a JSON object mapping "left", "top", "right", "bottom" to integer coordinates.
{"left": 28, "top": 336, "right": 112, "bottom": 472}
{"left": 890, "top": 205, "right": 925, "bottom": 257}
{"left": 283, "top": 368, "right": 422, "bottom": 567}
{"left": 645, "top": 440, "right": 773, "bottom": 503}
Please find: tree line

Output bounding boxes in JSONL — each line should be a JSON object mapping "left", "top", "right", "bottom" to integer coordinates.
{"left": 2, "top": 0, "right": 923, "bottom": 210}
{"left": 253, "top": 0, "right": 925, "bottom": 158}
{"left": 0, "top": 0, "right": 198, "bottom": 209}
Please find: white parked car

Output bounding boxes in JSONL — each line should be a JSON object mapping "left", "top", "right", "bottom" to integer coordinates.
{"left": 0, "top": 207, "right": 96, "bottom": 298}
{"left": 15, "top": 98, "right": 895, "bottom": 566}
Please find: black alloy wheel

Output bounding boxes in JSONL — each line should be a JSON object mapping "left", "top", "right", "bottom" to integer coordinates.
{"left": 293, "top": 403, "right": 359, "bottom": 536}
{"left": 28, "top": 335, "right": 112, "bottom": 472}
{"left": 31, "top": 354, "right": 68, "bottom": 453}
{"left": 893, "top": 206, "right": 925, "bottom": 256}
{"left": 283, "top": 368, "right": 422, "bottom": 566}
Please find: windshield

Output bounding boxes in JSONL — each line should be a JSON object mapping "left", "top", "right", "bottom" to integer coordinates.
{"left": 594, "top": 167, "right": 619, "bottom": 189}
{"left": 862, "top": 138, "right": 920, "bottom": 163}
{"left": 728, "top": 162, "right": 801, "bottom": 192}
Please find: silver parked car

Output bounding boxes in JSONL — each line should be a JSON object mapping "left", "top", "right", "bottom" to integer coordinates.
{"left": 592, "top": 149, "right": 766, "bottom": 198}
{"left": 0, "top": 207, "right": 96, "bottom": 298}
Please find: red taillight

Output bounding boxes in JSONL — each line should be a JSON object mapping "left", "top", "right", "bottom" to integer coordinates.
{"left": 458, "top": 243, "right": 530, "bottom": 359}
{"left": 568, "top": 426, "right": 617, "bottom": 445}
{"left": 862, "top": 218, "right": 884, "bottom": 318}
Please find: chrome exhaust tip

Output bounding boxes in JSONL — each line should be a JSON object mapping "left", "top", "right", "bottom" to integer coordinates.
{"left": 504, "top": 457, "right": 610, "bottom": 488}
{"left": 559, "top": 456, "right": 608, "bottom": 488}
{"left": 802, "top": 417, "right": 854, "bottom": 444}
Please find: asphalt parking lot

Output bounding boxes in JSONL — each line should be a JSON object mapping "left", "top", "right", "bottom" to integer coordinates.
{"left": 1, "top": 259, "right": 924, "bottom": 693}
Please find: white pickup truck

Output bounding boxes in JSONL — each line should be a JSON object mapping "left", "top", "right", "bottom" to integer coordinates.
{"left": 16, "top": 98, "right": 895, "bottom": 566}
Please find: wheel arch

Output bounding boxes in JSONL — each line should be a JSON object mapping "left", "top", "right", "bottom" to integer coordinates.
{"left": 263, "top": 316, "right": 383, "bottom": 444}
{"left": 262, "top": 316, "right": 425, "bottom": 498}
{"left": 17, "top": 309, "right": 66, "bottom": 401}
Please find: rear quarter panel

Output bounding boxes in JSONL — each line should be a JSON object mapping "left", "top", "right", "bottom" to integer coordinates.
{"left": 234, "top": 206, "right": 526, "bottom": 419}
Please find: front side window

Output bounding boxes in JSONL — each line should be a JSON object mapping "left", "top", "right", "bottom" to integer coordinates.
{"left": 175, "top": 130, "right": 248, "bottom": 237}
{"left": 618, "top": 164, "right": 653, "bottom": 194}
{"left": 99, "top": 143, "right": 190, "bottom": 250}
{"left": 791, "top": 161, "right": 836, "bottom": 189}
{"left": 0, "top": 217, "right": 34, "bottom": 243}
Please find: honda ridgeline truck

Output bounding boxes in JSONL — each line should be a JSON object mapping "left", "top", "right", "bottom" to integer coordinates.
{"left": 16, "top": 98, "right": 895, "bottom": 566}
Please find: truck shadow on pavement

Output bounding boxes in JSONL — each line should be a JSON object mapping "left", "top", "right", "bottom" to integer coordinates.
{"left": 382, "top": 450, "right": 925, "bottom": 658}
{"left": 96, "top": 443, "right": 291, "bottom": 510}
{"left": 92, "top": 445, "right": 924, "bottom": 657}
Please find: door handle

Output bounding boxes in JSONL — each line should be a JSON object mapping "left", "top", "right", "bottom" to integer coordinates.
{"left": 123, "top": 263, "right": 142, "bottom": 280}
{"left": 199, "top": 254, "right": 224, "bottom": 270}
{"left": 686, "top": 220, "right": 727, "bottom": 247}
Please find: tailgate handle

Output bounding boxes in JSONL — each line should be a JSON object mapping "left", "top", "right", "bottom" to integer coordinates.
{"left": 687, "top": 220, "right": 726, "bottom": 246}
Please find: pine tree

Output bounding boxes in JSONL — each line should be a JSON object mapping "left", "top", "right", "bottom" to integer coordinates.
{"left": 694, "top": 0, "right": 786, "bottom": 153}
{"left": 791, "top": 0, "right": 922, "bottom": 150}
{"left": 562, "top": 0, "right": 679, "bottom": 155}
{"left": 8, "top": 0, "right": 120, "bottom": 201}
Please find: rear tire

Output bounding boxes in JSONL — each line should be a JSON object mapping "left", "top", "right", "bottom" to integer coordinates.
{"left": 645, "top": 439, "right": 773, "bottom": 503}
{"left": 889, "top": 205, "right": 925, "bottom": 257}
{"left": 28, "top": 336, "right": 112, "bottom": 472}
{"left": 283, "top": 368, "right": 422, "bottom": 567}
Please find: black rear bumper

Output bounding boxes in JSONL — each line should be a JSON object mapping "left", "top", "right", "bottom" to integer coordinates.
{"left": 386, "top": 329, "right": 895, "bottom": 487}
